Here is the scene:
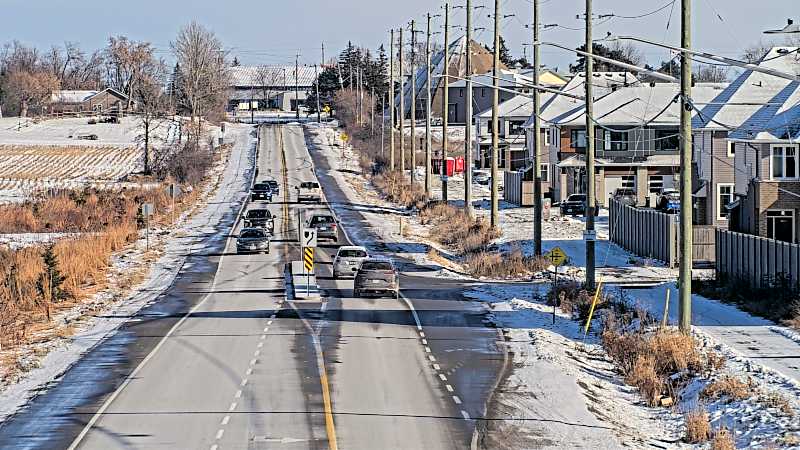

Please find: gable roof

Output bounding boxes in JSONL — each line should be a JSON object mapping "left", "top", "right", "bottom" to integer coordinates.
{"left": 229, "top": 66, "right": 318, "bottom": 88}
{"left": 476, "top": 92, "right": 555, "bottom": 119}
{"left": 51, "top": 90, "right": 98, "bottom": 103}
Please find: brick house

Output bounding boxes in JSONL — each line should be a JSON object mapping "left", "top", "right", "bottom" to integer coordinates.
{"left": 719, "top": 47, "right": 800, "bottom": 243}
{"left": 48, "top": 88, "right": 130, "bottom": 116}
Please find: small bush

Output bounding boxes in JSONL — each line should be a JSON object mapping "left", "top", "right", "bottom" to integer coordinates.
{"left": 547, "top": 282, "right": 594, "bottom": 320}
{"left": 466, "top": 248, "right": 548, "bottom": 278}
{"left": 627, "top": 354, "right": 663, "bottom": 406}
{"left": 701, "top": 376, "right": 752, "bottom": 402}
{"left": 711, "top": 426, "right": 735, "bottom": 450}
{"left": 685, "top": 408, "right": 711, "bottom": 443}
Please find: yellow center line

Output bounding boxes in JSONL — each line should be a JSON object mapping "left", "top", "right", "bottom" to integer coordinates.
{"left": 278, "top": 125, "right": 338, "bottom": 450}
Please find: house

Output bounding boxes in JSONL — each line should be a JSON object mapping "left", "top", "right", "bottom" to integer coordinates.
{"left": 48, "top": 88, "right": 130, "bottom": 116}
{"left": 518, "top": 68, "right": 570, "bottom": 88}
{"left": 448, "top": 69, "right": 532, "bottom": 125}
{"left": 228, "top": 66, "right": 317, "bottom": 112}
{"left": 549, "top": 82, "right": 728, "bottom": 207}
{"left": 722, "top": 47, "right": 800, "bottom": 243}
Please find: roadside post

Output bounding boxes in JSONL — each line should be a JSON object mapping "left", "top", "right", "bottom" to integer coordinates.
{"left": 142, "top": 203, "right": 155, "bottom": 251}
{"left": 302, "top": 228, "right": 318, "bottom": 297}
{"left": 167, "top": 183, "right": 181, "bottom": 225}
{"left": 544, "top": 246, "right": 567, "bottom": 324}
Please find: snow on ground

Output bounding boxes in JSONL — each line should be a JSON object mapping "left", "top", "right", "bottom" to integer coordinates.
{"left": 0, "top": 232, "right": 81, "bottom": 250}
{"left": 0, "top": 116, "right": 177, "bottom": 147}
{"left": 0, "top": 123, "right": 255, "bottom": 422}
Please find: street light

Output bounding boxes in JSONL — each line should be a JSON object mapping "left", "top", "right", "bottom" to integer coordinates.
{"left": 765, "top": 19, "right": 800, "bottom": 35}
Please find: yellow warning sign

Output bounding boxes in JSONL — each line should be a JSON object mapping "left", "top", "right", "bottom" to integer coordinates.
{"left": 340, "top": 132, "right": 349, "bottom": 142}
{"left": 544, "top": 247, "right": 567, "bottom": 267}
{"left": 303, "top": 247, "right": 315, "bottom": 272}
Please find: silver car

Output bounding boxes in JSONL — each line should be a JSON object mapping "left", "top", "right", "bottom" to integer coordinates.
{"left": 332, "top": 246, "right": 369, "bottom": 278}
{"left": 354, "top": 258, "right": 399, "bottom": 298}
{"left": 236, "top": 228, "right": 270, "bottom": 254}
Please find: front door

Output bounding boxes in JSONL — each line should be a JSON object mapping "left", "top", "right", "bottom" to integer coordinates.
{"left": 766, "top": 210, "right": 794, "bottom": 243}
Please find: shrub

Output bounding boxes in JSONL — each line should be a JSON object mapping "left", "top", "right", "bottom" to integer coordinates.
{"left": 711, "top": 426, "right": 735, "bottom": 450}
{"left": 465, "top": 248, "right": 548, "bottom": 278}
{"left": 701, "top": 376, "right": 752, "bottom": 403}
{"left": 685, "top": 408, "right": 711, "bottom": 443}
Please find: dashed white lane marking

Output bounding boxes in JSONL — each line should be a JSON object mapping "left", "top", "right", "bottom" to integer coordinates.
{"left": 215, "top": 429, "right": 225, "bottom": 439}
{"left": 241, "top": 379, "right": 248, "bottom": 387}
{"left": 267, "top": 320, "right": 273, "bottom": 325}
{"left": 235, "top": 390, "right": 242, "bottom": 398}
{"left": 445, "top": 384, "right": 454, "bottom": 393}
{"left": 221, "top": 416, "right": 230, "bottom": 426}
{"left": 250, "top": 358, "right": 257, "bottom": 366}
{"left": 246, "top": 368, "right": 253, "bottom": 376}
{"left": 254, "top": 350, "right": 261, "bottom": 357}
{"left": 433, "top": 363, "right": 441, "bottom": 371}
{"left": 460, "top": 410, "right": 471, "bottom": 420}
{"left": 419, "top": 331, "right": 426, "bottom": 338}
{"left": 228, "top": 402, "right": 237, "bottom": 412}
{"left": 260, "top": 334, "right": 267, "bottom": 340}
{"left": 424, "top": 346, "right": 432, "bottom": 353}
{"left": 263, "top": 326, "right": 269, "bottom": 332}
{"left": 438, "top": 374, "right": 448, "bottom": 382}
{"left": 270, "top": 314, "right": 277, "bottom": 319}
{"left": 421, "top": 339, "right": 428, "bottom": 345}
{"left": 210, "top": 445, "right": 218, "bottom": 450}
{"left": 257, "top": 342, "right": 264, "bottom": 348}
{"left": 428, "top": 355, "right": 436, "bottom": 362}
{"left": 452, "top": 396, "right": 462, "bottom": 405}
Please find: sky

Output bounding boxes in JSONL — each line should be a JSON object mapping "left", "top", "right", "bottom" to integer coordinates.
{"left": 1, "top": 0, "right": 797, "bottom": 72}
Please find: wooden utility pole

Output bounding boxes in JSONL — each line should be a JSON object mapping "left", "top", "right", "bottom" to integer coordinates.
{"left": 399, "top": 28, "right": 406, "bottom": 174}
{"left": 442, "top": 2, "right": 450, "bottom": 203}
{"left": 490, "top": 0, "right": 500, "bottom": 228}
{"left": 532, "top": 0, "right": 543, "bottom": 256}
{"left": 315, "top": 64, "right": 321, "bottom": 123}
{"left": 464, "top": 0, "right": 474, "bottom": 217}
{"left": 390, "top": 29, "right": 396, "bottom": 171}
{"left": 585, "top": 0, "right": 597, "bottom": 290}
{"left": 410, "top": 19, "right": 418, "bottom": 184}
{"left": 371, "top": 87, "right": 375, "bottom": 136}
{"left": 679, "top": 0, "right": 693, "bottom": 332}
{"left": 295, "top": 54, "right": 300, "bottom": 120}
{"left": 425, "top": 13, "right": 434, "bottom": 196}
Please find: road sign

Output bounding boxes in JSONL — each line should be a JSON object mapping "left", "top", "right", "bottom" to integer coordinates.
{"left": 303, "top": 247, "right": 315, "bottom": 272}
{"left": 302, "top": 228, "right": 318, "bottom": 248}
{"left": 583, "top": 230, "right": 597, "bottom": 242}
{"left": 142, "top": 203, "right": 154, "bottom": 216}
{"left": 340, "top": 132, "right": 349, "bottom": 142}
{"left": 544, "top": 246, "right": 567, "bottom": 267}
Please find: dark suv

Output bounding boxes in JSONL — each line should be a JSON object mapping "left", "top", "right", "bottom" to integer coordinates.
{"left": 354, "top": 258, "right": 399, "bottom": 298}
{"left": 243, "top": 209, "right": 274, "bottom": 234}
{"left": 251, "top": 183, "right": 273, "bottom": 201}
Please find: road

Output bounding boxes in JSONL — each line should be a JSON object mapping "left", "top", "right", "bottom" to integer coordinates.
{"left": 0, "top": 124, "right": 505, "bottom": 450}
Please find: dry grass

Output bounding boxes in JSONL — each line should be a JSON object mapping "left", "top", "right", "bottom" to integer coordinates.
{"left": 371, "top": 171, "right": 428, "bottom": 210}
{"left": 701, "top": 376, "right": 753, "bottom": 402}
{"left": 758, "top": 391, "right": 795, "bottom": 416}
{"left": 465, "top": 247, "right": 549, "bottom": 278}
{"left": 419, "top": 203, "right": 499, "bottom": 254}
{"left": 685, "top": 408, "right": 712, "bottom": 443}
{"left": 711, "top": 426, "right": 736, "bottom": 450}
{"left": 784, "top": 301, "right": 800, "bottom": 331}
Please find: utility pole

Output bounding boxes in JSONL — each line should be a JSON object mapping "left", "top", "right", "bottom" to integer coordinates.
{"left": 490, "top": 0, "right": 500, "bottom": 228}
{"left": 442, "top": 2, "right": 450, "bottom": 203}
{"left": 390, "top": 29, "right": 396, "bottom": 171}
{"left": 679, "top": 0, "right": 693, "bottom": 332}
{"left": 371, "top": 87, "right": 375, "bottom": 136}
{"left": 381, "top": 95, "right": 386, "bottom": 157}
{"left": 425, "top": 12, "right": 434, "bottom": 196}
{"left": 321, "top": 42, "right": 326, "bottom": 67}
{"left": 464, "top": 0, "right": 474, "bottom": 217}
{"left": 410, "top": 19, "right": 418, "bottom": 185}
{"left": 584, "top": 0, "right": 596, "bottom": 290}
{"left": 532, "top": 0, "right": 542, "bottom": 256}
{"left": 295, "top": 54, "right": 300, "bottom": 120}
{"left": 399, "top": 28, "right": 406, "bottom": 174}
{"left": 315, "top": 64, "right": 321, "bottom": 123}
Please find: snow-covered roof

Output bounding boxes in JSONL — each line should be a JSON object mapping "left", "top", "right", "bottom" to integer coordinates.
{"left": 695, "top": 47, "right": 800, "bottom": 137}
{"left": 557, "top": 153, "right": 680, "bottom": 168}
{"left": 51, "top": 90, "right": 98, "bottom": 104}
{"left": 449, "top": 69, "right": 532, "bottom": 88}
{"left": 476, "top": 92, "right": 555, "bottom": 119}
{"left": 557, "top": 83, "right": 728, "bottom": 127}
{"left": 229, "top": 66, "right": 317, "bottom": 88}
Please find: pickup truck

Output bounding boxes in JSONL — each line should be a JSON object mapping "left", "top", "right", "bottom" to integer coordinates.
{"left": 243, "top": 208, "right": 274, "bottom": 234}
{"left": 296, "top": 181, "right": 322, "bottom": 203}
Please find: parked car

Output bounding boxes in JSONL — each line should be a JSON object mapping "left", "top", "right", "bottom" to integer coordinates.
{"left": 236, "top": 227, "right": 270, "bottom": 254}
{"left": 656, "top": 188, "right": 680, "bottom": 213}
{"left": 305, "top": 213, "right": 337, "bottom": 242}
{"left": 243, "top": 208, "right": 274, "bottom": 234}
{"left": 332, "top": 246, "right": 369, "bottom": 278}
{"left": 296, "top": 181, "right": 322, "bottom": 203}
{"left": 473, "top": 170, "right": 490, "bottom": 185}
{"left": 76, "top": 133, "right": 99, "bottom": 140}
{"left": 354, "top": 258, "right": 399, "bottom": 298}
{"left": 251, "top": 182, "right": 273, "bottom": 201}
{"left": 559, "top": 194, "right": 598, "bottom": 216}
{"left": 612, "top": 188, "right": 637, "bottom": 207}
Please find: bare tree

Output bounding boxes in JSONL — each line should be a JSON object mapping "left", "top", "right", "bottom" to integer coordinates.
{"left": 171, "top": 21, "right": 230, "bottom": 141}
{"left": 741, "top": 41, "right": 775, "bottom": 64}
{"left": 695, "top": 64, "right": 729, "bottom": 83}
{"left": 3, "top": 70, "right": 59, "bottom": 117}
{"left": 610, "top": 41, "right": 644, "bottom": 67}
{"left": 104, "top": 36, "right": 156, "bottom": 108}
{"left": 254, "top": 66, "right": 281, "bottom": 110}
{"left": 134, "top": 60, "right": 171, "bottom": 175}
{"left": 45, "top": 42, "right": 104, "bottom": 89}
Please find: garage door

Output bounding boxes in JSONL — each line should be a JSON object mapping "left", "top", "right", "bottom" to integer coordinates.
{"left": 603, "top": 175, "right": 635, "bottom": 207}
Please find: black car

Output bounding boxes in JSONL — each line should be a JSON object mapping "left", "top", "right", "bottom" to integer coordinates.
{"left": 263, "top": 179, "right": 279, "bottom": 196}
{"left": 243, "top": 209, "right": 274, "bottom": 234}
{"left": 560, "top": 194, "right": 599, "bottom": 216}
{"left": 251, "top": 183, "right": 273, "bottom": 201}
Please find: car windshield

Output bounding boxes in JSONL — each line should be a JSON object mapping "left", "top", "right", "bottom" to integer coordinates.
{"left": 339, "top": 249, "right": 367, "bottom": 258}
{"left": 247, "top": 210, "right": 271, "bottom": 218}
{"left": 568, "top": 195, "right": 586, "bottom": 202}
{"left": 311, "top": 215, "right": 335, "bottom": 224}
{"left": 300, "top": 182, "right": 319, "bottom": 189}
{"left": 361, "top": 261, "right": 393, "bottom": 271}
{"left": 240, "top": 229, "right": 265, "bottom": 238}
{"left": 253, "top": 183, "right": 270, "bottom": 191}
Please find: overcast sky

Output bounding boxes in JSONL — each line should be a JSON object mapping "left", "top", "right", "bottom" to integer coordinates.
{"left": 1, "top": 0, "right": 796, "bottom": 71}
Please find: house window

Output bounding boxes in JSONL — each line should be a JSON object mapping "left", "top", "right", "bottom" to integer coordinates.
{"left": 655, "top": 129, "right": 679, "bottom": 151}
{"left": 540, "top": 163, "right": 549, "bottom": 182}
{"left": 605, "top": 130, "right": 628, "bottom": 151}
{"left": 648, "top": 176, "right": 664, "bottom": 194}
{"left": 717, "top": 183, "right": 734, "bottom": 220}
{"left": 621, "top": 175, "right": 635, "bottom": 190}
{"left": 570, "top": 129, "right": 586, "bottom": 149}
{"left": 727, "top": 141, "right": 735, "bottom": 158}
{"left": 766, "top": 210, "right": 794, "bottom": 243}
{"left": 772, "top": 145, "right": 799, "bottom": 180}
{"left": 509, "top": 120, "right": 525, "bottom": 135}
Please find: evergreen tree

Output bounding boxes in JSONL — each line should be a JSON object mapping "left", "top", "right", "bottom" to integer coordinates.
{"left": 231, "top": 56, "right": 241, "bottom": 67}
{"left": 37, "top": 245, "right": 64, "bottom": 319}
{"left": 569, "top": 43, "right": 639, "bottom": 73}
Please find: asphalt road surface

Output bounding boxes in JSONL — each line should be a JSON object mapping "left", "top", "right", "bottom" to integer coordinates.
{"left": 0, "top": 124, "right": 505, "bottom": 450}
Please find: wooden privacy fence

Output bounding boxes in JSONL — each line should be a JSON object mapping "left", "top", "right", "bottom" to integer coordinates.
{"left": 716, "top": 229, "right": 800, "bottom": 288}
{"left": 503, "top": 170, "right": 534, "bottom": 206}
{"left": 609, "top": 198, "right": 679, "bottom": 267}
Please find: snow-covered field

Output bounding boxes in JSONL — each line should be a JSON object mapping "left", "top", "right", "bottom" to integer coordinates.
{"left": 0, "top": 116, "right": 177, "bottom": 147}
{"left": 0, "top": 123, "right": 255, "bottom": 422}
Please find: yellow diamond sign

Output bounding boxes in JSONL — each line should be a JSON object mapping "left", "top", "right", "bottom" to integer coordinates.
{"left": 544, "top": 247, "right": 567, "bottom": 267}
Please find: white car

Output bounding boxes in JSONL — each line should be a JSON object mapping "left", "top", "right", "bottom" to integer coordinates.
{"left": 296, "top": 181, "right": 322, "bottom": 203}
{"left": 473, "top": 170, "right": 490, "bottom": 185}
{"left": 332, "top": 246, "right": 369, "bottom": 278}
